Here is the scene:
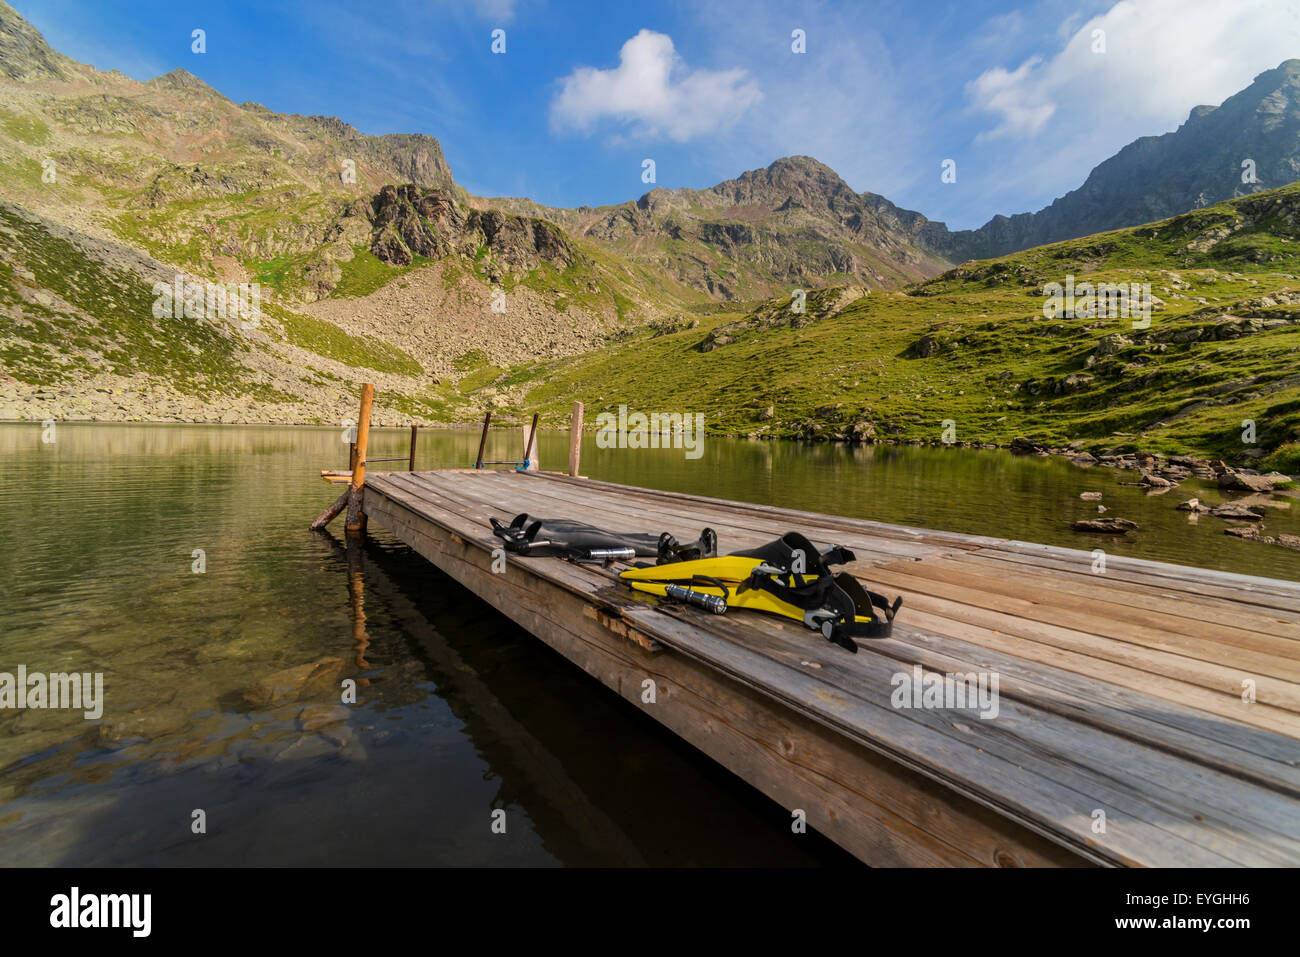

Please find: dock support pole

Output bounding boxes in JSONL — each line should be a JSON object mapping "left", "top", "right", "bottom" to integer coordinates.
{"left": 310, "top": 490, "right": 350, "bottom": 530}
{"left": 409, "top": 424, "right": 418, "bottom": 472}
{"left": 345, "top": 383, "right": 375, "bottom": 536}
{"left": 474, "top": 411, "right": 491, "bottom": 469}
{"left": 522, "top": 412, "right": 539, "bottom": 471}
{"left": 568, "top": 401, "right": 584, "bottom": 477}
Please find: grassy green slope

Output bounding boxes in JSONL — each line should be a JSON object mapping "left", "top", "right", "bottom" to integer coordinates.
{"left": 0, "top": 204, "right": 424, "bottom": 397}
{"left": 463, "top": 183, "right": 1300, "bottom": 469}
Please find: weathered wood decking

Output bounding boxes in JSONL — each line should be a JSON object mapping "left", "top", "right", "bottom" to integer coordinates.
{"left": 360, "top": 468, "right": 1300, "bottom": 867}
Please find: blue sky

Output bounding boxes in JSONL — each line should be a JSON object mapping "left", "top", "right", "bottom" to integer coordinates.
{"left": 14, "top": 0, "right": 1300, "bottom": 229}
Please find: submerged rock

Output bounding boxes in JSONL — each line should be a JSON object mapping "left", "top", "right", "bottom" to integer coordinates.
{"left": 1139, "top": 471, "right": 1175, "bottom": 488}
{"left": 1224, "top": 527, "right": 1300, "bottom": 550}
{"left": 244, "top": 657, "right": 345, "bottom": 709}
{"left": 297, "top": 704, "right": 350, "bottom": 732}
{"left": 1208, "top": 503, "right": 1266, "bottom": 520}
{"left": 1071, "top": 518, "right": 1137, "bottom": 533}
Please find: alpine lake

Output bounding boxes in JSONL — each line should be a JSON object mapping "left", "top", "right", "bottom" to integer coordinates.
{"left": 2, "top": 422, "right": 1297, "bottom": 866}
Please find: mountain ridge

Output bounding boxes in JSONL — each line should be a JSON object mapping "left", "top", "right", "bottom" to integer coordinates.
{"left": 919, "top": 59, "right": 1300, "bottom": 260}
{"left": 2, "top": 0, "right": 1300, "bottom": 469}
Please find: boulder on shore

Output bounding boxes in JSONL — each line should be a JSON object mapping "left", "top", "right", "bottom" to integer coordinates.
{"left": 1217, "top": 470, "right": 1280, "bottom": 492}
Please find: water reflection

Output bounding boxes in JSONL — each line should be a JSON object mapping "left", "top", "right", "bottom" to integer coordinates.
{"left": 0, "top": 424, "right": 853, "bottom": 865}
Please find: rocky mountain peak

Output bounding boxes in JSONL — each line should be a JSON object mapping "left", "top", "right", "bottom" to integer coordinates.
{"left": 368, "top": 183, "right": 576, "bottom": 276}
{"left": 147, "top": 68, "right": 226, "bottom": 98}
{"left": 703, "top": 155, "right": 858, "bottom": 211}
{"left": 0, "top": 0, "right": 74, "bottom": 81}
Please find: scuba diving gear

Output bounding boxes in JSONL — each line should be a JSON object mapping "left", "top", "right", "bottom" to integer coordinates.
{"left": 490, "top": 513, "right": 659, "bottom": 559}
{"left": 657, "top": 528, "right": 718, "bottom": 564}
{"left": 665, "top": 582, "right": 729, "bottom": 614}
{"left": 619, "top": 532, "right": 901, "bottom": 653}
{"left": 586, "top": 547, "right": 638, "bottom": 562}
{"left": 489, "top": 513, "right": 716, "bottom": 564}
{"left": 486, "top": 512, "right": 900, "bottom": 652}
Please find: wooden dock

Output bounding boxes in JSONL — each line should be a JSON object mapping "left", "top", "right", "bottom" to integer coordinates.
{"left": 352, "top": 466, "right": 1300, "bottom": 868}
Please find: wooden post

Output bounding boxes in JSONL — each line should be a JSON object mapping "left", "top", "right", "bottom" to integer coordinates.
{"left": 568, "top": 401, "right": 584, "bottom": 477}
{"left": 345, "top": 383, "right": 374, "bottom": 535}
{"left": 348, "top": 441, "right": 358, "bottom": 474}
{"left": 310, "top": 489, "right": 350, "bottom": 530}
{"left": 474, "top": 411, "right": 491, "bottom": 469}
{"left": 522, "top": 412, "right": 540, "bottom": 471}
{"left": 408, "top": 424, "right": 418, "bottom": 472}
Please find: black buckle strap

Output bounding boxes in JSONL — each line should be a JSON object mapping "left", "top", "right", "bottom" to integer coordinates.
{"left": 657, "top": 527, "right": 718, "bottom": 564}
{"left": 737, "top": 566, "right": 836, "bottom": 610}
{"left": 490, "top": 513, "right": 543, "bottom": 554}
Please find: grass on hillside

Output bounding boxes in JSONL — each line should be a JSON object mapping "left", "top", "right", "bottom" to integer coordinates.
{"left": 458, "top": 183, "right": 1300, "bottom": 463}
{"left": 0, "top": 204, "right": 251, "bottom": 394}
{"left": 264, "top": 300, "right": 423, "bottom": 377}
{"left": 329, "top": 246, "right": 436, "bottom": 299}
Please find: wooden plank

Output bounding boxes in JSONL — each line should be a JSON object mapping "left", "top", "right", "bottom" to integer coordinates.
{"left": 864, "top": 563, "right": 1300, "bottom": 684}
{"left": 950, "top": 551, "right": 1300, "bottom": 635}
{"left": 525, "top": 471, "right": 1006, "bottom": 549}
{"left": 977, "top": 540, "right": 1300, "bottom": 609}
{"left": 872, "top": 577, "right": 1300, "bottom": 719}
{"left": 881, "top": 557, "right": 1300, "bottom": 658}
{"left": 890, "top": 612, "right": 1300, "bottom": 790}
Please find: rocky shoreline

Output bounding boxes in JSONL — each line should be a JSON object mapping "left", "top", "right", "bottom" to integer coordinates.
{"left": 1031, "top": 442, "right": 1300, "bottom": 551}
{"left": 6, "top": 402, "right": 1297, "bottom": 553}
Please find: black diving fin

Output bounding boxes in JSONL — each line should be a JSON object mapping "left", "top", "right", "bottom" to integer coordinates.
{"left": 489, "top": 513, "right": 717, "bottom": 564}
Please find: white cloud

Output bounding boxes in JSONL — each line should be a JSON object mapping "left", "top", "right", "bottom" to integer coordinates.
{"left": 968, "top": 56, "right": 1057, "bottom": 138}
{"left": 969, "top": 0, "right": 1300, "bottom": 142}
{"left": 550, "top": 30, "right": 762, "bottom": 141}
{"left": 472, "top": 0, "right": 518, "bottom": 23}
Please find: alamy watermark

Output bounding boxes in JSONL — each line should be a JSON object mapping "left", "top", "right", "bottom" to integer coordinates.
{"left": 0, "top": 666, "right": 104, "bottom": 719}
{"left": 152, "top": 275, "right": 261, "bottom": 329}
{"left": 595, "top": 404, "right": 705, "bottom": 459}
{"left": 1043, "top": 275, "right": 1151, "bottom": 328}
{"left": 50, "top": 887, "right": 150, "bottom": 937}
{"left": 890, "top": 664, "right": 999, "bottom": 719}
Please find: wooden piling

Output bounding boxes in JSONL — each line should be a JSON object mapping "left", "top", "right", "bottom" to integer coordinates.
{"left": 474, "top": 411, "right": 491, "bottom": 469}
{"left": 568, "top": 401, "right": 584, "bottom": 477}
{"left": 345, "top": 383, "right": 374, "bottom": 535}
{"left": 409, "top": 424, "right": 418, "bottom": 472}
{"left": 522, "top": 412, "right": 540, "bottom": 471}
{"left": 310, "top": 489, "right": 350, "bottom": 530}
